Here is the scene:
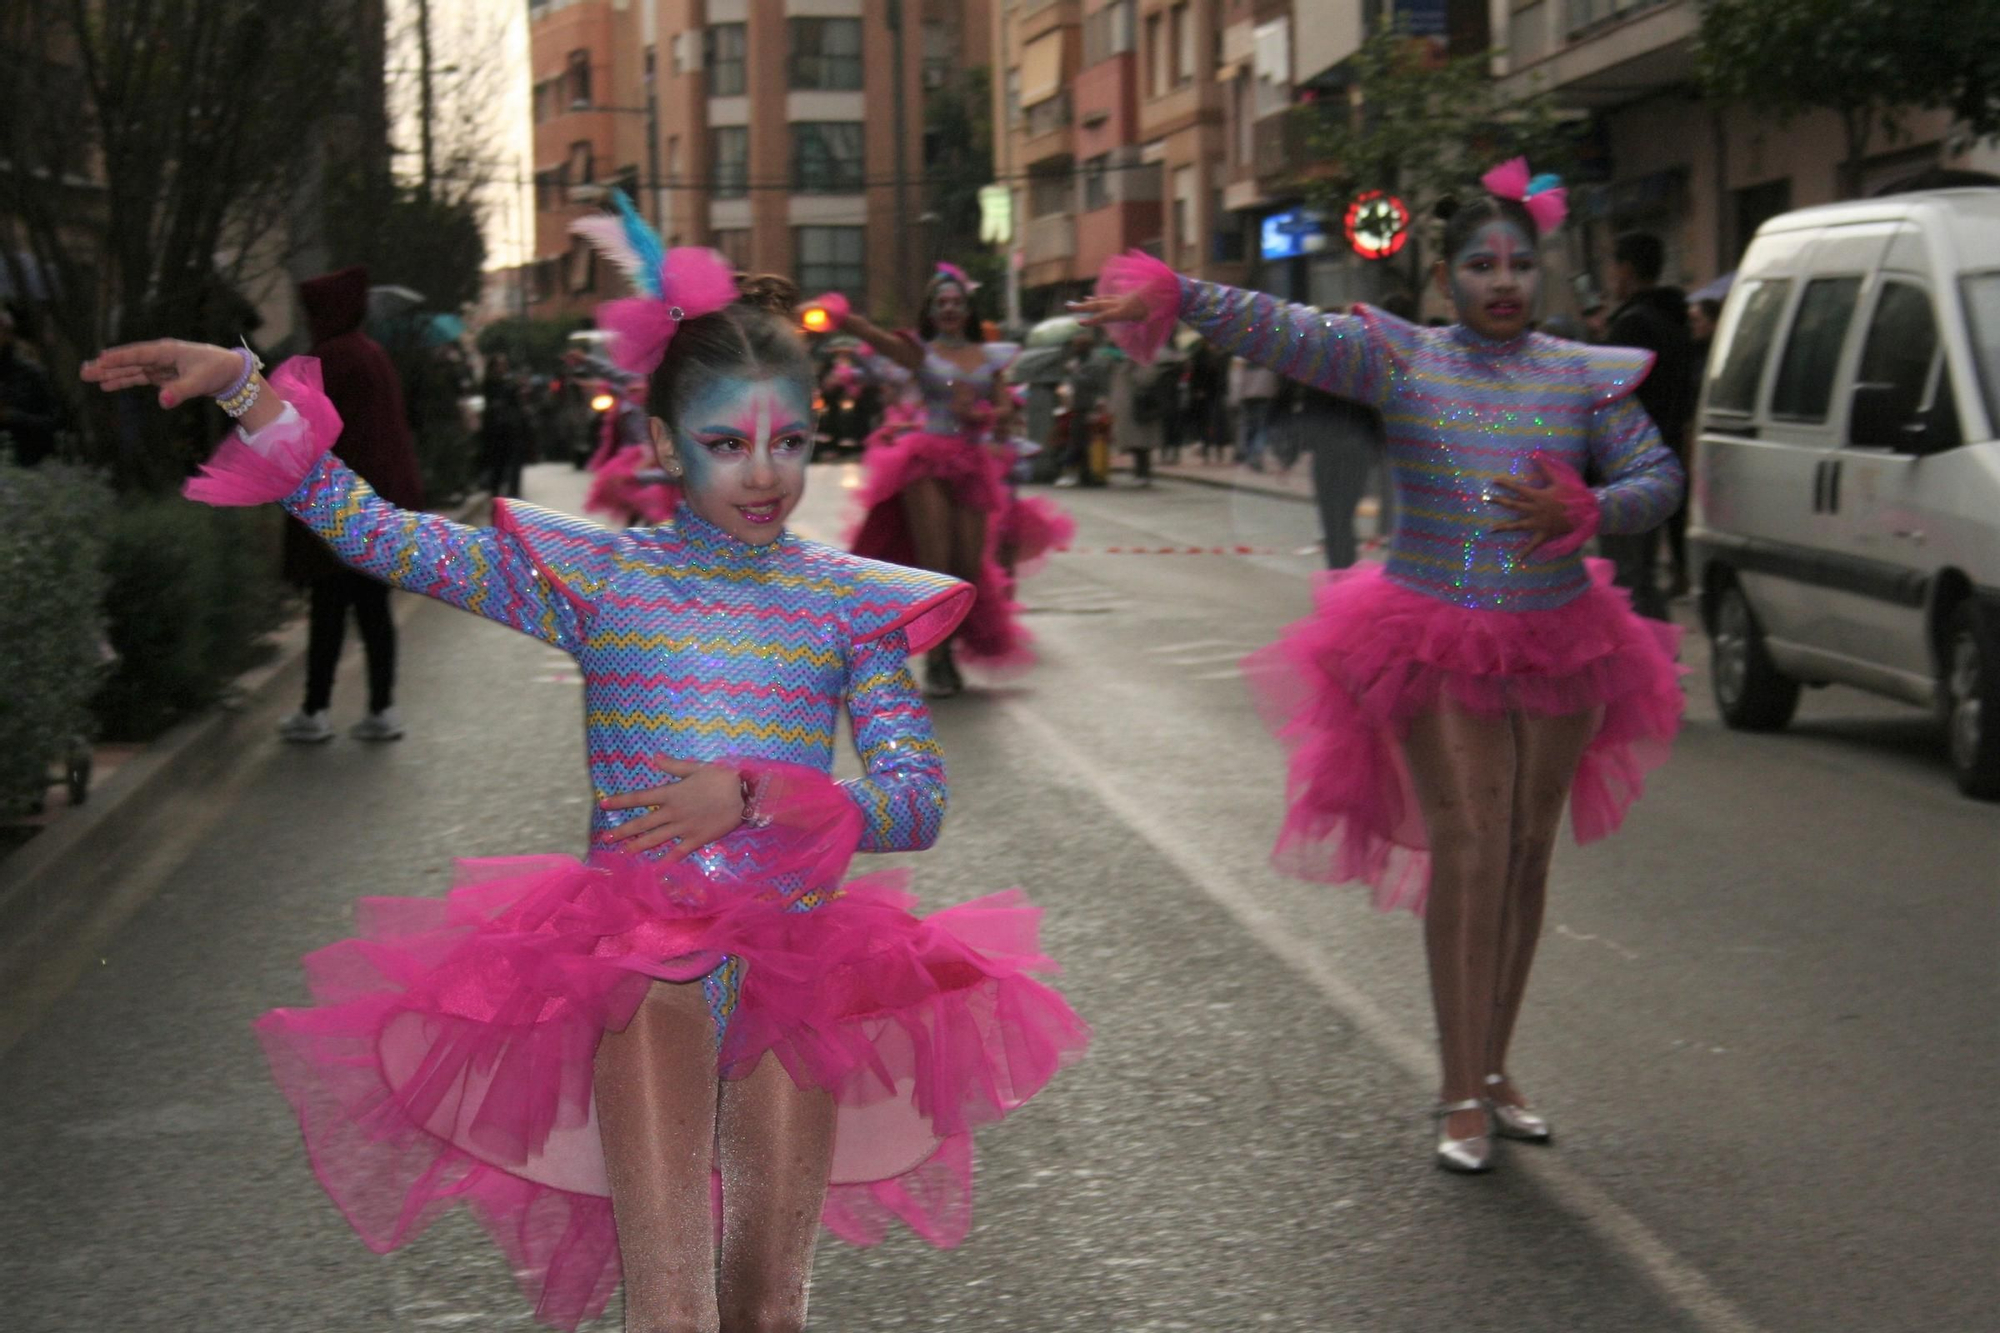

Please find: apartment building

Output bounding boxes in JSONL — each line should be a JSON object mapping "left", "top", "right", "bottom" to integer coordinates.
{"left": 528, "top": 0, "right": 982, "bottom": 325}
{"left": 993, "top": 0, "right": 1235, "bottom": 322}
{"left": 1494, "top": 0, "right": 2000, "bottom": 305}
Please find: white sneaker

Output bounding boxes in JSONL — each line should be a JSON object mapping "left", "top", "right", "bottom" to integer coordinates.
{"left": 278, "top": 709, "right": 334, "bottom": 744}
{"left": 350, "top": 708, "right": 405, "bottom": 742}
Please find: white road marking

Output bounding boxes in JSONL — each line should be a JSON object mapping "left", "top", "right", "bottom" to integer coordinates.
{"left": 1004, "top": 697, "right": 1770, "bottom": 1333}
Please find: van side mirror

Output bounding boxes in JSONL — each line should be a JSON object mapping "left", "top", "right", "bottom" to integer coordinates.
{"left": 1850, "top": 382, "right": 1959, "bottom": 454}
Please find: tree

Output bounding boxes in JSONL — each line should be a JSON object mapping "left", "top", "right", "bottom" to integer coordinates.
{"left": 1697, "top": 0, "right": 2000, "bottom": 200}
{"left": 0, "top": 1, "right": 359, "bottom": 487}
{"left": 923, "top": 66, "right": 1004, "bottom": 303}
{"left": 1298, "top": 21, "right": 1578, "bottom": 295}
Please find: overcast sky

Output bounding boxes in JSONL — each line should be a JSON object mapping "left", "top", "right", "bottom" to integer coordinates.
{"left": 386, "top": 0, "right": 535, "bottom": 271}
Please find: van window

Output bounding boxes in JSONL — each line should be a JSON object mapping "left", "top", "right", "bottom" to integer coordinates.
{"left": 1708, "top": 278, "right": 1791, "bottom": 414}
{"left": 1856, "top": 282, "right": 1940, "bottom": 424}
{"left": 1770, "top": 276, "right": 1862, "bottom": 421}
{"left": 1963, "top": 273, "right": 2000, "bottom": 431}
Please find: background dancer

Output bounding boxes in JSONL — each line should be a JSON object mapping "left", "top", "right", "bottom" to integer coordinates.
{"left": 810, "top": 266, "right": 1029, "bottom": 697}
{"left": 1076, "top": 159, "right": 1684, "bottom": 1175}
{"left": 83, "top": 226, "right": 1087, "bottom": 1330}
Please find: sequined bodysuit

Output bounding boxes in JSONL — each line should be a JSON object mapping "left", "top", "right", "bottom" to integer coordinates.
{"left": 283, "top": 451, "right": 966, "bottom": 1020}
{"left": 1177, "top": 279, "right": 1684, "bottom": 612}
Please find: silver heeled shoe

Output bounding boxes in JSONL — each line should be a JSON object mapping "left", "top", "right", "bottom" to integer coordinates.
{"left": 1484, "top": 1073, "right": 1552, "bottom": 1143}
{"left": 1433, "top": 1098, "right": 1494, "bottom": 1173}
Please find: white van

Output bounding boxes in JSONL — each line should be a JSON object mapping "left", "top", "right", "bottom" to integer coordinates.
{"left": 1689, "top": 189, "right": 2000, "bottom": 799}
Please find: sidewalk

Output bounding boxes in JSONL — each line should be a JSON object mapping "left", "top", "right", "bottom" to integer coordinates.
{"left": 1141, "top": 452, "right": 1317, "bottom": 502}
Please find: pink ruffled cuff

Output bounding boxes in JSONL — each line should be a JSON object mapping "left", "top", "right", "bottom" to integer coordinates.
{"left": 182, "top": 358, "right": 342, "bottom": 507}
{"left": 1532, "top": 452, "right": 1601, "bottom": 559}
{"left": 1094, "top": 250, "right": 1182, "bottom": 364}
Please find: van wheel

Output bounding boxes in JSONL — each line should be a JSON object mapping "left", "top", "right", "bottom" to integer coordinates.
{"left": 1944, "top": 602, "right": 2000, "bottom": 800}
{"left": 1711, "top": 582, "right": 1800, "bottom": 730}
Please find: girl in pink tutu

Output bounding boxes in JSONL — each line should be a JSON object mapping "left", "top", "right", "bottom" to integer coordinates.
{"left": 83, "top": 207, "right": 1087, "bottom": 1329}
{"left": 811, "top": 265, "right": 1030, "bottom": 697}
{"left": 584, "top": 375, "right": 684, "bottom": 527}
{"left": 1076, "top": 160, "right": 1684, "bottom": 1174}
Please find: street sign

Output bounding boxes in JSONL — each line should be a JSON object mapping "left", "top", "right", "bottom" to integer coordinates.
{"left": 1260, "top": 209, "right": 1327, "bottom": 261}
{"left": 978, "top": 185, "right": 1013, "bottom": 246}
{"left": 1344, "top": 191, "right": 1411, "bottom": 260}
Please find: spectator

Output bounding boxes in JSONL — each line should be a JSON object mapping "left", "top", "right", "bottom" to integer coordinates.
{"left": 0, "top": 308, "right": 61, "bottom": 466}
{"left": 480, "top": 352, "right": 530, "bottom": 499}
{"left": 1603, "top": 231, "right": 1693, "bottom": 617}
{"left": 1232, "top": 356, "right": 1281, "bottom": 472}
{"left": 1058, "top": 329, "right": 1113, "bottom": 487}
{"left": 281, "top": 265, "right": 424, "bottom": 744}
{"left": 1184, "top": 340, "right": 1229, "bottom": 462}
{"left": 1111, "top": 348, "right": 1172, "bottom": 487}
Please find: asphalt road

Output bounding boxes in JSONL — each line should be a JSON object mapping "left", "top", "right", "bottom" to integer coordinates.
{"left": 0, "top": 462, "right": 1990, "bottom": 1333}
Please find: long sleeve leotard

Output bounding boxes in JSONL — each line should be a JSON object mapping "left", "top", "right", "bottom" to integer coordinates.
{"left": 1172, "top": 278, "right": 1685, "bottom": 612}
{"left": 217, "top": 364, "right": 971, "bottom": 877}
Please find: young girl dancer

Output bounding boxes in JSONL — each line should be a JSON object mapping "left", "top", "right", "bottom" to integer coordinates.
{"left": 813, "top": 265, "right": 1031, "bottom": 697}
{"left": 83, "top": 225, "right": 1088, "bottom": 1328}
{"left": 1077, "top": 159, "right": 1684, "bottom": 1173}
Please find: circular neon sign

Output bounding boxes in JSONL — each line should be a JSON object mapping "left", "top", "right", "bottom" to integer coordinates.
{"left": 1344, "top": 191, "right": 1411, "bottom": 260}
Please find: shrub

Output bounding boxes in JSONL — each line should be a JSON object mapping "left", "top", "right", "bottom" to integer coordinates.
{"left": 92, "top": 498, "right": 290, "bottom": 741}
{"left": 0, "top": 462, "right": 113, "bottom": 814}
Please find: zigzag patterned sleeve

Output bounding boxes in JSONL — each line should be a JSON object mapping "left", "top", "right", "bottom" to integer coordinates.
{"left": 1587, "top": 395, "right": 1686, "bottom": 535}
{"left": 284, "top": 455, "right": 588, "bottom": 652}
{"left": 839, "top": 629, "right": 948, "bottom": 852}
{"left": 1177, "top": 278, "right": 1395, "bottom": 406}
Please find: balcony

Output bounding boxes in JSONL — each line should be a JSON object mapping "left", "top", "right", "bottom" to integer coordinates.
{"left": 1024, "top": 213, "right": 1077, "bottom": 266}
{"left": 1020, "top": 90, "right": 1074, "bottom": 166}
{"left": 1501, "top": 0, "right": 1696, "bottom": 108}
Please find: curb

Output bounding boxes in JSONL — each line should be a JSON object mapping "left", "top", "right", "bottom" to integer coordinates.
{"left": 0, "top": 492, "right": 494, "bottom": 967}
{"left": 1115, "top": 462, "right": 1316, "bottom": 505}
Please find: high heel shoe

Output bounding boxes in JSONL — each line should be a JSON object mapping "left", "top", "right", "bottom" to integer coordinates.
{"left": 1433, "top": 1098, "right": 1494, "bottom": 1173}
{"left": 1484, "top": 1073, "right": 1552, "bottom": 1143}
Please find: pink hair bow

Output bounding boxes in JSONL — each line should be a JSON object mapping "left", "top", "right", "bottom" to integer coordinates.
{"left": 591, "top": 248, "right": 739, "bottom": 376}
{"left": 1480, "top": 158, "right": 1568, "bottom": 234}
{"left": 934, "top": 261, "right": 979, "bottom": 292}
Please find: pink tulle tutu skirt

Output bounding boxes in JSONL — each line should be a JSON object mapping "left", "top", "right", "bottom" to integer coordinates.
{"left": 583, "top": 445, "right": 681, "bottom": 526}
{"left": 998, "top": 493, "right": 1076, "bottom": 578}
{"left": 1245, "top": 560, "right": 1685, "bottom": 914}
{"left": 848, "top": 431, "right": 1035, "bottom": 672}
{"left": 256, "top": 851, "right": 1087, "bottom": 1330}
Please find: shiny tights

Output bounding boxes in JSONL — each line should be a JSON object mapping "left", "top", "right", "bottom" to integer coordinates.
{"left": 1401, "top": 705, "right": 1599, "bottom": 1129}
{"left": 592, "top": 979, "right": 837, "bottom": 1333}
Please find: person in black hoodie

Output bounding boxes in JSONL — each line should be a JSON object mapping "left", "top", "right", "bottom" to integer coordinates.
{"left": 1602, "top": 232, "right": 1692, "bottom": 619}
{"left": 280, "top": 266, "right": 425, "bottom": 744}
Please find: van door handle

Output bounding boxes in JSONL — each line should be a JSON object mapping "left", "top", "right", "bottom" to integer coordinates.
{"left": 1812, "top": 460, "right": 1829, "bottom": 513}
{"left": 1828, "top": 459, "right": 1842, "bottom": 513}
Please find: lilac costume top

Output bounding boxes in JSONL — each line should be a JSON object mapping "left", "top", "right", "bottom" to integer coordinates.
{"left": 909, "top": 343, "right": 1020, "bottom": 436}
{"left": 1173, "top": 278, "right": 1684, "bottom": 611}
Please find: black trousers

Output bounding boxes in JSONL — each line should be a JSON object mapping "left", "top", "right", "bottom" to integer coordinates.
{"left": 304, "top": 569, "right": 396, "bottom": 714}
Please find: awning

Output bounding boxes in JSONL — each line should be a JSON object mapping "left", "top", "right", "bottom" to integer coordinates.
{"left": 1020, "top": 32, "right": 1064, "bottom": 107}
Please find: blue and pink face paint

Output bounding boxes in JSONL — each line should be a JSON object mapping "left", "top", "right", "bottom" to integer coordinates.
{"left": 1447, "top": 220, "right": 1540, "bottom": 338}
{"left": 665, "top": 376, "right": 816, "bottom": 542}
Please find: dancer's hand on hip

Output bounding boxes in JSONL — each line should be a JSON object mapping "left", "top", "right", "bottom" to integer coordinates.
{"left": 81, "top": 340, "right": 242, "bottom": 409}
{"left": 1069, "top": 293, "right": 1148, "bottom": 327}
{"left": 1489, "top": 464, "right": 1578, "bottom": 557}
{"left": 599, "top": 758, "right": 748, "bottom": 859}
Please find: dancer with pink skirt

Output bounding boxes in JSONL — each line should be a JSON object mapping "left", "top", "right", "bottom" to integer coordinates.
{"left": 811, "top": 266, "right": 1032, "bottom": 696}
{"left": 1076, "top": 160, "right": 1684, "bottom": 1174}
{"left": 83, "top": 199, "right": 1087, "bottom": 1330}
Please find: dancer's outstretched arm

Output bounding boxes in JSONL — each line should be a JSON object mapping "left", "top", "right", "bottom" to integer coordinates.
{"left": 840, "top": 629, "right": 947, "bottom": 852}
{"left": 1073, "top": 252, "right": 1396, "bottom": 407}
{"left": 83, "top": 342, "right": 597, "bottom": 651}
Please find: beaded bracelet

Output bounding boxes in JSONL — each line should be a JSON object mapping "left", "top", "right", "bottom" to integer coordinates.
{"left": 216, "top": 345, "right": 265, "bottom": 419}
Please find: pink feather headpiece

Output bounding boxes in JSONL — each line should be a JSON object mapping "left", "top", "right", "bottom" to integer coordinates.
{"left": 1479, "top": 158, "right": 1568, "bottom": 235}
{"left": 570, "top": 193, "right": 738, "bottom": 376}
{"left": 933, "top": 261, "right": 978, "bottom": 292}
